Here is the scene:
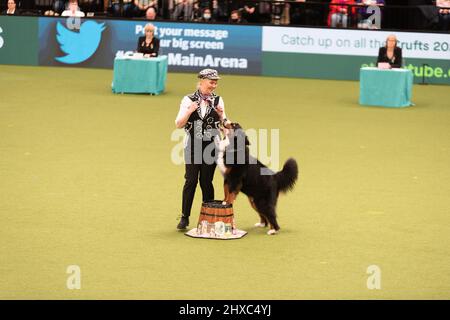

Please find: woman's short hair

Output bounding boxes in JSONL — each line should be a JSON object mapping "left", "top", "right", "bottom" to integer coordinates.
{"left": 144, "top": 23, "right": 155, "bottom": 33}
{"left": 386, "top": 34, "right": 397, "bottom": 43}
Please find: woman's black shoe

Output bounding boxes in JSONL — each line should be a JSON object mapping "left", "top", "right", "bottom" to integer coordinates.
{"left": 177, "top": 216, "right": 189, "bottom": 230}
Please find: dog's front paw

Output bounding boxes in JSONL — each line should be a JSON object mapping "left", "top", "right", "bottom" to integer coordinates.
{"left": 267, "top": 229, "right": 278, "bottom": 235}
{"left": 254, "top": 222, "right": 266, "bottom": 228}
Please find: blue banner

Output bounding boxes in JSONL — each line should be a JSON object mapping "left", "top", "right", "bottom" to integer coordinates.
{"left": 38, "top": 17, "right": 113, "bottom": 68}
{"left": 113, "top": 20, "right": 262, "bottom": 74}
{"left": 38, "top": 18, "right": 262, "bottom": 74}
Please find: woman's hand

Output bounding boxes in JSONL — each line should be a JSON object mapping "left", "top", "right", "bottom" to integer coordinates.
{"left": 188, "top": 102, "right": 198, "bottom": 114}
{"left": 223, "top": 120, "right": 232, "bottom": 129}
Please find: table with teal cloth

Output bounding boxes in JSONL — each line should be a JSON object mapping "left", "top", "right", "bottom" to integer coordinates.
{"left": 112, "top": 56, "right": 168, "bottom": 95}
{"left": 359, "top": 67, "right": 414, "bottom": 108}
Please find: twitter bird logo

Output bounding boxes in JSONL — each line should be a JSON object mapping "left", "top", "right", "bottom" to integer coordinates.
{"left": 55, "top": 21, "right": 105, "bottom": 64}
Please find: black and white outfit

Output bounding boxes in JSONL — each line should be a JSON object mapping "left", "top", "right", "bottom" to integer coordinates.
{"left": 175, "top": 90, "right": 227, "bottom": 221}
{"left": 377, "top": 46, "right": 403, "bottom": 68}
{"left": 137, "top": 36, "right": 160, "bottom": 57}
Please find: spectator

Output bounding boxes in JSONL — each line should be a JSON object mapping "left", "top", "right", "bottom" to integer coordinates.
{"left": 328, "top": 0, "right": 356, "bottom": 28}
{"left": 437, "top": 0, "right": 450, "bottom": 31}
{"left": 61, "top": 0, "right": 85, "bottom": 17}
{"left": 171, "top": 0, "right": 194, "bottom": 21}
{"left": 214, "top": 0, "right": 229, "bottom": 22}
{"left": 109, "top": 0, "right": 120, "bottom": 16}
{"left": 271, "top": 0, "right": 290, "bottom": 25}
{"left": 229, "top": 9, "right": 246, "bottom": 23}
{"left": 123, "top": 0, "right": 135, "bottom": 17}
{"left": 134, "top": 0, "right": 157, "bottom": 17}
{"left": 191, "top": 0, "right": 210, "bottom": 19}
{"left": 110, "top": 0, "right": 135, "bottom": 17}
{"left": 242, "top": 1, "right": 260, "bottom": 23}
{"left": 290, "top": 0, "right": 306, "bottom": 25}
{"left": 3, "top": 0, "right": 19, "bottom": 15}
{"left": 79, "top": 0, "right": 96, "bottom": 13}
{"left": 197, "top": 7, "right": 215, "bottom": 22}
{"left": 258, "top": 0, "right": 272, "bottom": 23}
{"left": 290, "top": 0, "right": 327, "bottom": 26}
{"left": 192, "top": 1, "right": 202, "bottom": 20}
{"left": 53, "top": 0, "right": 65, "bottom": 14}
{"left": 356, "top": 0, "right": 384, "bottom": 29}
{"left": 145, "top": 6, "right": 157, "bottom": 20}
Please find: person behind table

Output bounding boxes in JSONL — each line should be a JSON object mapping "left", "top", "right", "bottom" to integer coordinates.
{"left": 174, "top": 69, "right": 231, "bottom": 230}
{"left": 137, "top": 23, "right": 159, "bottom": 57}
{"left": 377, "top": 34, "right": 403, "bottom": 68}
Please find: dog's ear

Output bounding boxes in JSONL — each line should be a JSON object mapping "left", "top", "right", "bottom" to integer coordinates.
{"left": 232, "top": 123, "right": 249, "bottom": 145}
{"left": 233, "top": 127, "right": 250, "bottom": 148}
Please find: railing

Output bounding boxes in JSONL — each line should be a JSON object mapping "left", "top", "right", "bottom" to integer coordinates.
{"left": 0, "top": 0, "right": 447, "bottom": 32}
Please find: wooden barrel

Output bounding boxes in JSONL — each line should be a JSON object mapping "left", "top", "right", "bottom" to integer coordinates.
{"left": 197, "top": 200, "right": 236, "bottom": 237}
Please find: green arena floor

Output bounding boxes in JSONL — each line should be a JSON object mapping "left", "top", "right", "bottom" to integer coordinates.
{"left": 0, "top": 65, "right": 449, "bottom": 299}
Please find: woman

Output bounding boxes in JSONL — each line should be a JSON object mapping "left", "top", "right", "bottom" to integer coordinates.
{"left": 137, "top": 23, "right": 160, "bottom": 57}
{"left": 174, "top": 69, "right": 231, "bottom": 230}
{"left": 377, "top": 34, "right": 402, "bottom": 68}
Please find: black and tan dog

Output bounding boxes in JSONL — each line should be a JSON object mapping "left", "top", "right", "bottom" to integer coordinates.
{"left": 217, "top": 123, "right": 298, "bottom": 235}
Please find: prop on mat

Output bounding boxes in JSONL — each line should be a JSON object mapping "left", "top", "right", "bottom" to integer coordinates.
{"left": 185, "top": 201, "right": 247, "bottom": 240}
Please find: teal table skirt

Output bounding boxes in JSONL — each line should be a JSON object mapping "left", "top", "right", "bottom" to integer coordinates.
{"left": 112, "top": 56, "right": 168, "bottom": 95}
{"left": 359, "top": 67, "right": 413, "bottom": 108}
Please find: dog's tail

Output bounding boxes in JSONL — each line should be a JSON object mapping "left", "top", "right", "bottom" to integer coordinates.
{"left": 275, "top": 158, "right": 299, "bottom": 193}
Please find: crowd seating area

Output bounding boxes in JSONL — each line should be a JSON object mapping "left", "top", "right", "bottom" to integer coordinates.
{"left": 1, "top": 0, "right": 449, "bottom": 31}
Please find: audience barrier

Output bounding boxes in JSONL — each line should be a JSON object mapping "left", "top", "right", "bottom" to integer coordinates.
{"left": 1, "top": 1, "right": 448, "bottom": 32}
{"left": 0, "top": 15, "right": 449, "bottom": 84}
